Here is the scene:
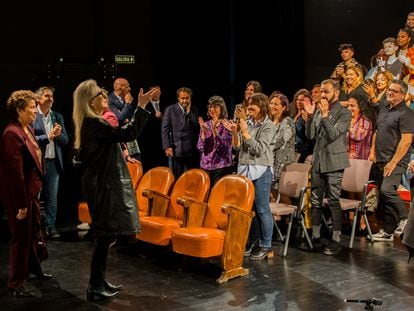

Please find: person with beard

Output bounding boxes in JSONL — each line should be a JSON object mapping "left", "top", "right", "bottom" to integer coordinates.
{"left": 302, "top": 79, "right": 351, "bottom": 255}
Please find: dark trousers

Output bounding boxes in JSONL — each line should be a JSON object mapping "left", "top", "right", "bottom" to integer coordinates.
{"left": 310, "top": 168, "right": 344, "bottom": 232}
{"left": 170, "top": 155, "right": 198, "bottom": 180}
{"left": 372, "top": 164, "right": 407, "bottom": 234}
{"left": 89, "top": 236, "right": 112, "bottom": 287}
{"left": 206, "top": 166, "right": 235, "bottom": 186}
{"left": 7, "top": 200, "right": 43, "bottom": 289}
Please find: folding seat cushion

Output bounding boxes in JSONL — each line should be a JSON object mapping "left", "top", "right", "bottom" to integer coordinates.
{"left": 137, "top": 169, "right": 210, "bottom": 246}
{"left": 172, "top": 174, "right": 254, "bottom": 258}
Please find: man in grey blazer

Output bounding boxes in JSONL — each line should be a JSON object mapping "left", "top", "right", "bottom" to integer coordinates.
{"left": 303, "top": 79, "right": 351, "bottom": 255}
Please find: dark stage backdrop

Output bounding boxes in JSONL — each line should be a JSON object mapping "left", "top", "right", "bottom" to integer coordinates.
{"left": 304, "top": 0, "right": 413, "bottom": 87}
{"left": 0, "top": 1, "right": 412, "bottom": 120}
{"left": 0, "top": 0, "right": 305, "bottom": 131}
{"left": 0, "top": 0, "right": 412, "bottom": 228}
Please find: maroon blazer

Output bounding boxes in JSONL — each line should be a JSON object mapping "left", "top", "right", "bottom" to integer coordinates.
{"left": 0, "top": 122, "right": 43, "bottom": 213}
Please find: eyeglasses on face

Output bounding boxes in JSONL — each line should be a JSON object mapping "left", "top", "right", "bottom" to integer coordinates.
{"left": 90, "top": 89, "right": 105, "bottom": 101}
{"left": 387, "top": 88, "right": 402, "bottom": 94}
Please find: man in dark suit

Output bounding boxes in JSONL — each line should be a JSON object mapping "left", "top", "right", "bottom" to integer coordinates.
{"left": 138, "top": 85, "right": 166, "bottom": 171}
{"left": 108, "top": 78, "right": 135, "bottom": 123}
{"left": 108, "top": 77, "right": 141, "bottom": 160}
{"left": 161, "top": 87, "right": 199, "bottom": 179}
{"left": 33, "top": 86, "right": 68, "bottom": 238}
{"left": 303, "top": 79, "right": 351, "bottom": 255}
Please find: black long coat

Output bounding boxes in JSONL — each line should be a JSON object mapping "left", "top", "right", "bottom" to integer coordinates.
{"left": 80, "top": 107, "right": 150, "bottom": 237}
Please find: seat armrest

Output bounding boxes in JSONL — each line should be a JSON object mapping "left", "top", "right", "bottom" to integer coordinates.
{"left": 220, "top": 203, "right": 254, "bottom": 270}
{"left": 177, "top": 196, "right": 207, "bottom": 227}
{"left": 142, "top": 189, "right": 170, "bottom": 216}
{"left": 142, "top": 189, "right": 170, "bottom": 200}
{"left": 221, "top": 204, "right": 254, "bottom": 217}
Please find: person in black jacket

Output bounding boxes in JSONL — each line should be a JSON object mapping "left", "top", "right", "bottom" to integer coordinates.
{"left": 72, "top": 79, "right": 155, "bottom": 302}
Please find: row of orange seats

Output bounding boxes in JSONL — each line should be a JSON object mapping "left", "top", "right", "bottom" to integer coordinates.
{"left": 78, "top": 162, "right": 256, "bottom": 283}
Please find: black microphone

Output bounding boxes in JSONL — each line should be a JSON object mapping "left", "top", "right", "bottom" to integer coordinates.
{"left": 344, "top": 298, "right": 383, "bottom": 306}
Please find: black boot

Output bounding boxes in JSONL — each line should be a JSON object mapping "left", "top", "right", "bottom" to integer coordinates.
{"left": 89, "top": 237, "right": 114, "bottom": 299}
{"left": 103, "top": 279, "right": 123, "bottom": 292}
{"left": 86, "top": 286, "right": 119, "bottom": 302}
{"left": 404, "top": 243, "right": 414, "bottom": 263}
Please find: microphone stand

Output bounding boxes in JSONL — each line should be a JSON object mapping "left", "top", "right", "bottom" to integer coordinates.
{"left": 344, "top": 298, "right": 383, "bottom": 311}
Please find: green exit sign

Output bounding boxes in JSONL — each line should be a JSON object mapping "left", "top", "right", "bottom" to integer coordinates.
{"left": 114, "top": 55, "right": 135, "bottom": 64}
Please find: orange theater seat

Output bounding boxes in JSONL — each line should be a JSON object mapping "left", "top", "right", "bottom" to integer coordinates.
{"left": 171, "top": 174, "right": 255, "bottom": 283}
{"left": 137, "top": 169, "right": 210, "bottom": 246}
{"left": 398, "top": 189, "right": 411, "bottom": 202}
{"left": 78, "top": 202, "right": 91, "bottom": 224}
{"left": 78, "top": 161, "right": 144, "bottom": 224}
{"left": 136, "top": 166, "right": 175, "bottom": 217}
{"left": 127, "top": 160, "right": 144, "bottom": 190}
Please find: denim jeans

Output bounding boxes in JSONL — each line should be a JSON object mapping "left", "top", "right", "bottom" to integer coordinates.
{"left": 42, "top": 159, "right": 60, "bottom": 229}
{"left": 249, "top": 167, "right": 273, "bottom": 248}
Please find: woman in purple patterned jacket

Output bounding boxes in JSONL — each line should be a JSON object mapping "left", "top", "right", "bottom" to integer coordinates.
{"left": 197, "top": 96, "right": 234, "bottom": 185}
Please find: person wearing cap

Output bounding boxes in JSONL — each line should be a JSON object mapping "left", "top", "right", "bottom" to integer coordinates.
{"left": 331, "top": 43, "right": 367, "bottom": 86}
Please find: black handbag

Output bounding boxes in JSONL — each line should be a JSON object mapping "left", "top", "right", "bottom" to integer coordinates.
{"left": 36, "top": 241, "right": 49, "bottom": 262}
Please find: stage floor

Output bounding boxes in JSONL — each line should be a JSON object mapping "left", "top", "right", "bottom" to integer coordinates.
{"left": 1, "top": 229, "right": 414, "bottom": 311}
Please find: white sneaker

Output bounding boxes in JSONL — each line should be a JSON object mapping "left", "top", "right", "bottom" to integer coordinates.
{"left": 394, "top": 218, "right": 408, "bottom": 236}
{"left": 368, "top": 229, "right": 394, "bottom": 242}
{"left": 77, "top": 222, "right": 90, "bottom": 231}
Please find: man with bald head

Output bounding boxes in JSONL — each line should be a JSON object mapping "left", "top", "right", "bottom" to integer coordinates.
{"left": 108, "top": 77, "right": 141, "bottom": 160}
{"left": 108, "top": 78, "right": 135, "bottom": 124}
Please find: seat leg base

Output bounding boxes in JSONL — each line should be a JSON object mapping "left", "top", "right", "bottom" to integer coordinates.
{"left": 217, "top": 267, "right": 249, "bottom": 284}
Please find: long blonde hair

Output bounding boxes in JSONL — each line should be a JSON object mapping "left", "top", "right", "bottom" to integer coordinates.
{"left": 72, "top": 79, "right": 102, "bottom": 149}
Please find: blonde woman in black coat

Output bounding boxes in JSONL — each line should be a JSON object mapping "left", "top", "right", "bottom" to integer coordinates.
{"left": 73, "top": 79, "right": 156, "bottom": 301}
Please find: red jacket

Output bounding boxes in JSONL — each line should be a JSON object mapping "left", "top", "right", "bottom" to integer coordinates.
{"left": 0, "top": 122, "right": 43, "bottom": 213}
